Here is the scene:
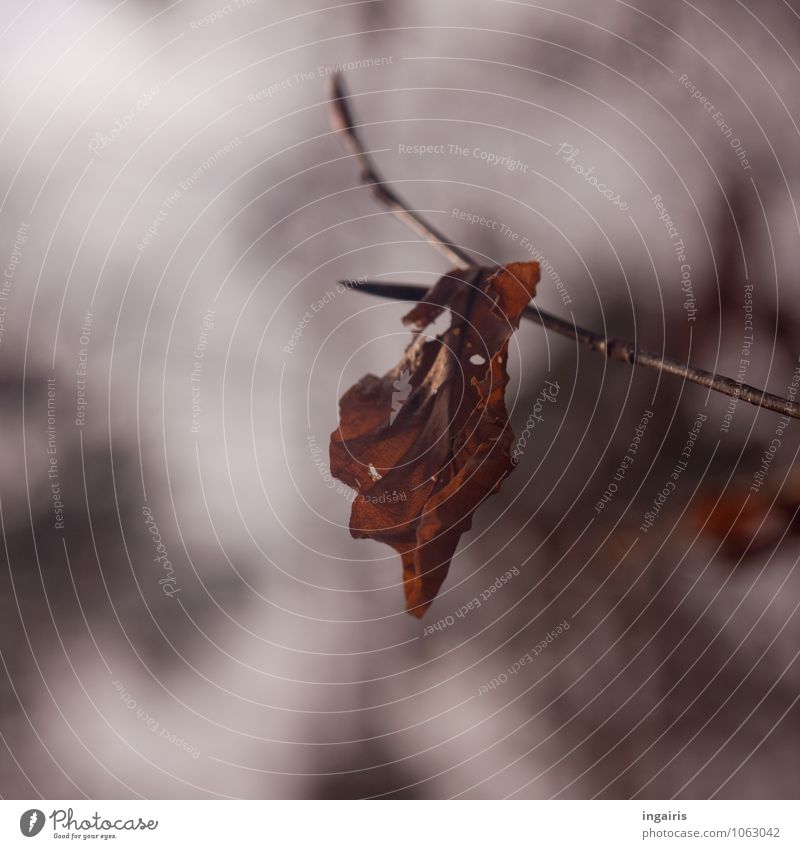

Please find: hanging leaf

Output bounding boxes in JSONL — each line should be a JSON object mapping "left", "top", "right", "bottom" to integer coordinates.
{"left": 330, "top": 261, "right": 540, "bottom": 616}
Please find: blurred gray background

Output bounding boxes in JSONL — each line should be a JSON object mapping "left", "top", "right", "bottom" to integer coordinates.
{"left": 0, "top": 0, "right": 799, "bottom": 799}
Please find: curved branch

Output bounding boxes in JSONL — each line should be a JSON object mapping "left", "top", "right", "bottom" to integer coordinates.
{"left": 328, "top": 73, "right": 800, "bottom": 422}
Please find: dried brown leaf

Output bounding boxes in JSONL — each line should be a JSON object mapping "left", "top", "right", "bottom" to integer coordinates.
{"left": 330, "top": 261, "right": 539, "bottom": 616}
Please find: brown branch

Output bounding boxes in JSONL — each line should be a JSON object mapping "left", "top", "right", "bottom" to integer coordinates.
{"left": 328, "top": 74, "right": 476, "bottom": 270}
{"left": 328, "top": 72, "right": 800, "bottom": 422}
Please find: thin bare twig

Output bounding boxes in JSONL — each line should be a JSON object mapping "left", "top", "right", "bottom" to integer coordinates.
{"left": 328, "top": 72, "right": 800, "bottom": 422}
{"left": 328, "top": 74, "right": 475, "bottom": 270}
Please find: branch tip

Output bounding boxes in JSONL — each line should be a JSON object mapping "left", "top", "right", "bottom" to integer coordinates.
{"left": 330, "top": 74, "right": 800, "bottom": 423}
